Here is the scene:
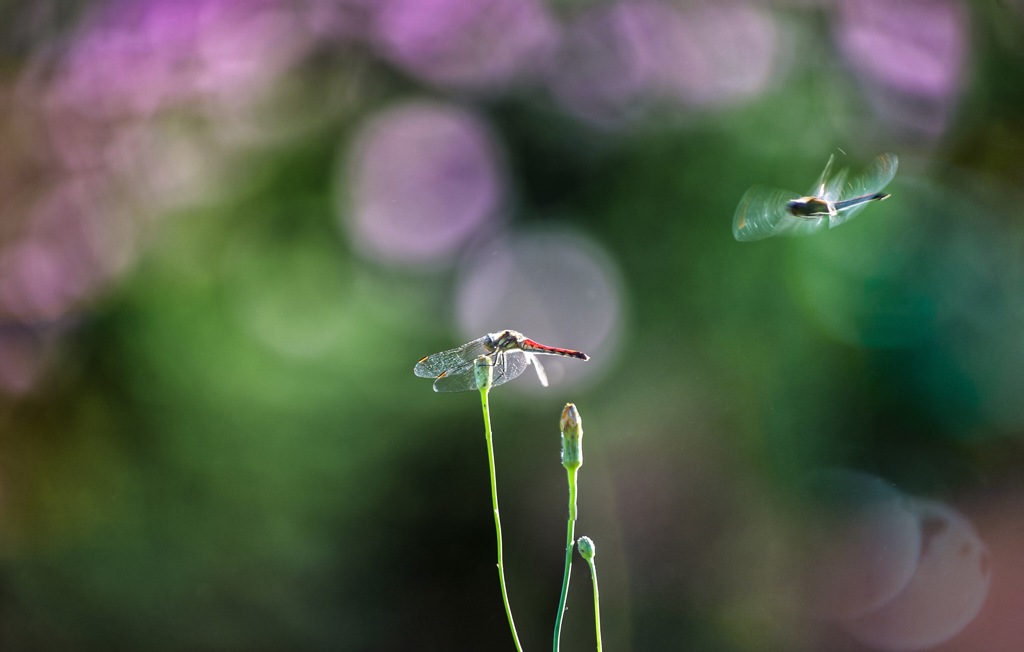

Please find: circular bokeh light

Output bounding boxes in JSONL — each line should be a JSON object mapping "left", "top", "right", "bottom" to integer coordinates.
{"left": 454, "top": 224, "right": 623, "bottom": 391}
{"left": 799, "top": 469, "right": 921, "bottom": 621}
{"left": 840, "top": 498, "right": 991, "bottom": 650}
{"left": 373, "top": 0, "right": 558, "bottom": 90}
{"left": 340, "top": 100, "right": 505, "bottom": 266}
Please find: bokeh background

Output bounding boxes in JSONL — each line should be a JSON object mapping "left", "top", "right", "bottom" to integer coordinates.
{"left": 1, "top": 0, "right": 1023, "bottom": 650}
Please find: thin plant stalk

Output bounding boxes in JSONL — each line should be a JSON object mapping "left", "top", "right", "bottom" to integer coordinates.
{"left": 476, "top": 357, "right": 524, "bottom": 652}
{"left": 554, "top": 404, "right": 583, "bottom": 652}
{"left": 553, "top": 471, "right": 578, "bottom": 651}
{"left": 577, "top": 536, "right": 603, "bottom": 652}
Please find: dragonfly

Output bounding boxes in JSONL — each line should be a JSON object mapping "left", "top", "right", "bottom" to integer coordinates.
{"left": 414, "top": 329, "right": 590, "bottom": 392}
{"left": 733, "top": 152, "right": 898, "bottom": 242}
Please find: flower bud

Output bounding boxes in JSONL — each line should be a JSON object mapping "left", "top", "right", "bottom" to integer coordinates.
{"left": 577, "top": 535, "right": 596, "bottom": 561}
{"left": 474, "top": 355, "right": 493, "bottom": 391}
{"left": 560, "top": 403, "right": 583, "bottom": 470}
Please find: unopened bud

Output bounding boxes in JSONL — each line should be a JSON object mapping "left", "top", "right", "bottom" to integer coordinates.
{"left": 560, "top": 403, "right": 583, "bottom": 470}
{"left": 474, "top": 355, "right": 493, "bottom": 391}
{"left": 577, "top": 535, "right": 596, "bottom": 560}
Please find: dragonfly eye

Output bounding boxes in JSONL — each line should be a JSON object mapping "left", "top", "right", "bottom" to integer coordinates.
{"left": 786, "top": 199, "right": 809, "bottom": 216}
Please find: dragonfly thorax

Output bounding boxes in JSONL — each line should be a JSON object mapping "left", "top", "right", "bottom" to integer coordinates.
{"left": 786, "top": 196, "right": 834, "bottom": 218}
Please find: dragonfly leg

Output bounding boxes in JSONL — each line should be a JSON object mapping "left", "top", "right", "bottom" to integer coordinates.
{"left": 493, "top": 352, "right": 508, "bottom": 385}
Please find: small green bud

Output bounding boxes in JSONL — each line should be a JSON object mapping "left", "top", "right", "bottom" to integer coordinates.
{"left": 577, "top": 535, "right": 596, "bottom": 560}
{"left": 474, "top": 355, "right": 493, "bottom": 391}
{"left": 560, "top": 403, "right": 583, "bottom": 470}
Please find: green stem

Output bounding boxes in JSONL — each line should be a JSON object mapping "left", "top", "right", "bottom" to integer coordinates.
{"left": 480, "top": 386, "right": 524, "bottom": 652}
{"left": 553, "top": 467, "right": 578, "bottom": 652}
{"left": 584, "top": 555, "right": 602, "bottom": 652}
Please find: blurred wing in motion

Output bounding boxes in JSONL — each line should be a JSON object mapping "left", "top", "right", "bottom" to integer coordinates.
{"left": 811, "top": 154, "right": 845, "bottom": 200}
{"left": 733, "top": 185, "right": 827, "bottom": 242}
{"left": 829, "top": 152, "right": 899, "bottom": 229}
{"left": 734, "top": 152, "right": 899, "bottom": 241}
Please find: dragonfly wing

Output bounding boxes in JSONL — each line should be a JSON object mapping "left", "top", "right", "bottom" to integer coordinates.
{"left": 431, "top": 362, "right": 482, "bottom": 392}
{"left": 810, "top": 155, "right": 836, "bottom": 197}
{"left": 489, "top": 350, "right": 530, "bottom": 388}
{"left": 414, "top": 336, "right": 490, "bottom": 378}
{"left": 829, "top": 152, "right": 899, "bottom": 228}
{"left": 844, "top": 152, "right": 899, "bottom": 199}
{"left": 734, "top": 186, "right": 825, "bottom": 241}
{"left": 823, "top": 168, "right": 849, "bottom": 204}
{"left": 526, "top": 353, "right": 549, "bottom": 387}
{"left": 427, "top": 350, "right": 531, "bottom": 392}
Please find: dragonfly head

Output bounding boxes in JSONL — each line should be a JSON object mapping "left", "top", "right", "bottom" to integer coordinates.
{"left": 786, "top": 196, "right": 832, "bottom": 218}
{"left": 486, "top": 329, "right": 524, "bottom": 352}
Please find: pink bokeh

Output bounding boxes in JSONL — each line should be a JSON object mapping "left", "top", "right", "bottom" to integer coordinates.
{"left": 342, "top": 101, "right": 505, "bottom": 266}
{"left": 373, "top": 0, "right": 559, "bottom": 90}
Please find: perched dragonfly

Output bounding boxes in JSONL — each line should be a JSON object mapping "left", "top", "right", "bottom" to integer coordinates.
{"left": 733, "top": 152, "right": 898, "bottom": 242}
{"left": 414, "top": 329, "right": 589, "bottom": 392}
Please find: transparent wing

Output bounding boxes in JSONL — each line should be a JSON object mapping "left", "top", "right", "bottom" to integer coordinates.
{"left": 829, "top": 152, "right": 899, "bottom": 229}
{"left": 429, "top": 361, "right": 480, "bottom": 392}
{"left": 733, "top": 185, "right": 826, "bottom": 242}
{"left": 488, "top": 350, "right": 530, "bottom": 389}
{"left": 810, "top": 155, "right": 834, "bottom": 197}
{"left": 525, "top": 352, "right": 549, "bottom": 387}
{"left": 822, "top": 168, "right": 849, "bottom": 204}
{"left": 843, "top": 152, "right": 899, "bottom": 199}
{"left": 430, "top": 350, "right": 530, "bottom": 392}
{"left": 414, "top": 336, "right": 490, "bottom": 378}
{"left": 805, "top": 154, "right": 852, "bottom": 205}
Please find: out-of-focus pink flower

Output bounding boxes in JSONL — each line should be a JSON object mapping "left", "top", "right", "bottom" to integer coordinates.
{"left": 545, "top": 2, "right": 667, "bottom": 127}
{"left": 656, "top": 4, "right": 781, "bottom": 108}
{"left": 298, "top": 0, "right": 379, "bottom": 43}
{"left": 25, "top": 0, "right": 319, "bottom": 174}
{"left": 45, "top": 0, "right": 311, "bottom": 120}
{"left": 0, "top": 0, "right": 365, "bottom": 395}
{"left": 341, "top": 101, "right": 505, "bottom": 266}
{"left": 373, "top": 0, "right": 559, "bottom": 90}
{"left": 547, "top": 1, "right": 782, "bottom": 127}
{"left": 0, "top": 180, "right": 130, "bottom": 324}
{"left": 835, "top": 0, "right": 968, "bottom": 136}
